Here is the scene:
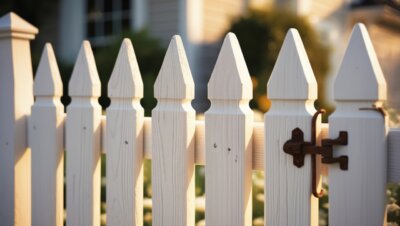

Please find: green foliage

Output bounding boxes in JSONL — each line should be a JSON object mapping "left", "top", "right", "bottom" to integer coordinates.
{"left": 388, "top": 183, "right": 400, "bottom": 224}
{"left": 94, "top": 29, "right": 165, "bottom": 115}
{"left": 229, "top": 8, "right": 331, "bottom": 115}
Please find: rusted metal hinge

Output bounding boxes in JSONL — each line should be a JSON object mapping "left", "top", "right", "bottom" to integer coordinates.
{"left": 283, "top": 109, "right": 349, "bottom": 198}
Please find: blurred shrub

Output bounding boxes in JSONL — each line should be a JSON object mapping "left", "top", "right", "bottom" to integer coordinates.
{"left": 229, "top": 8, "right": 332, "bottom": 116}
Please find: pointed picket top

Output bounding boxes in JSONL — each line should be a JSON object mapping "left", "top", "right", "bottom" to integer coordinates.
{"left": 208, "top": 32, "right": 252, "bottom": 101}
{"left": 154, "top": 35, "right": 194, "bottom": 100}
{"left": 34, "top": 43, "right": 63, "bottom": 97}
{"left": 334, "top": 23, "right": 386, "bottom": 101}
{"left": 69, "top": 41, "right": 101, "bottom": 97}
{"left": 108, "top": 38, "right": 143, "bottom": 99}
{"left": 267, "top": 29, "right": 317, "bottom": 100}
{"left": 0, "top": 12, "right": 38, "bottom": 39}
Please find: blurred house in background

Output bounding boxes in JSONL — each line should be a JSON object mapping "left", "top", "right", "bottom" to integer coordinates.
{"left": 251, "top": 0, "right": 400, "bottom": 109}
{"left": 2, "top": 0, "right": 399, "bottom": 111}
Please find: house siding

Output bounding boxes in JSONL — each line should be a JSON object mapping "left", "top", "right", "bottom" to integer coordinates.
{"left": 148, "top": 0, "right": 180, "bottom": 45}
{"left": 202, "top": 0, "right": 245, "bottom": 43}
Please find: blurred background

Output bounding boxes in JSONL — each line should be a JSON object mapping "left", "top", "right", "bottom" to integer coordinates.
{"left": 1, "top": 0, "right": 400, "bottom": 225}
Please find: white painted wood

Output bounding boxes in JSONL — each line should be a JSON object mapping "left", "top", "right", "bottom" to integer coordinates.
{"left": 0, "top": 12, "right": 37, "bottom": 226}
{"left": 205, "top": 33, "right": 253, "bottom": 226}
{"left": 102, "top": 117, "right": 399, "bottom": 179}
{"left": 329, "top": 23, "right": 388, "bottom": 226}
{"left": 152, "top": 35, "right": 196, "bottom": 226}
{"left": 318, "top": 123, "right": 329, "bottom": 176}
{"left": 252, "top": 123, "right": 264, "bottom": 171}
{"left": 195, "top": 120, "right": 205, "bottom": 165}
{"left": 0, "top": 12, "right": 38, "bottom": 39}
{"left": 388, "top": 128, "right": 400, "bottom": 182}
{"left": 30, "top": 43, "right": 64, "bottom": 226}
{"left": 264, "top": 29, "right": 319, "bottom": 226}
{"left": 133, "top": 118, "right": 331, "bottom": 172}
{"left": 106, "top": 39, "right": 144, "bottom": 226}
{"left": 101, "top": 115, "right": 106, "bottom": 154}
{"left": 143, "top": 117, "right": 152, "bottom": 159}
{"left": 66, "top": 41, "right": 102, "bottom": 226}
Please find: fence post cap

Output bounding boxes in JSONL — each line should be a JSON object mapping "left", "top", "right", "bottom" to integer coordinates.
{"left": 34, "top": 43, "right": 63, "bottom": 96}
{"left": 334, "top": 23, "right": 387, "bottom": 101}
{"left": 0, "top": 12, "right": 38, "bottom": 40}
{"left": 154, "top": 35, "right": 194, "bottom": 100}
{"left": 69, "top": 41, "right": 101, "bottom": 97}
{"left": 108, "top": 38, "right": 143, "bottom": 99}
{"left": 208, "top": 32, "right": 252, "bottom": 101}
{"left": 267, "top": 28, "right": 317, "bottom": 100}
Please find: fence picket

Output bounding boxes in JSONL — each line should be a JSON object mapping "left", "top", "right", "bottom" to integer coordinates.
{"left": 66, "top": 41, "right": 102, "bottom": 226}
{"left": 264, "top": 29, "right": 319, "bottom": 226}
{"left": 329, "top": 23, "right": 387, "bottom": 226}
{"left": 106, "top": 39, "right": 144, "bottom": 226}
{"left": 205, "top": 33, "right": 253, "bottom": 226}
{"left": 152, "top": 35, "right": 196, "bottom": 226}
{"left": 2, "top": 11, "right": 400, "bottom": 226}
{"left": 30, "top": 44, "right": 64, "bottom": 226}
{"left": 0, "top": 12, "right": 37, "bottom": 226}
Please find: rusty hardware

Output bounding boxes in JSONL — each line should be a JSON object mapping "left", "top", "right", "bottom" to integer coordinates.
{"left": 359, "top": 104, "right": 386, "bottom": 117}
{"left": 283, "top": 109, "right": 348, "bottom": 198}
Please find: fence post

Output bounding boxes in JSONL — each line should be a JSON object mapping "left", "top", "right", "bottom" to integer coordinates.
{"left": 329, "top": 23, "right": 387, "bottom": 226}
{"left": 0, "top": 12, "right": 38, "bottom": 226}
{"left": 152, "top": 35, "right": 196, "bottom": 226}
{"left": 106, "top": 39, "right": 144, "bottom": 226}
{"left": 264, "top": 29, "right": 319, "bottom": 226}
{"left": 30, "top": 44, "right": 64, "bottom": 226}
{"left": 205, "top": 33, "right": 253, "bottom": 226}
{"left": 66, "top": 41, "right": 102, "bottom": 226}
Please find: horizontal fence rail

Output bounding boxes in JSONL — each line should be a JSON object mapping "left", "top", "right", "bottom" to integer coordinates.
{"left": 0, "top": 12, "right": 399, "bottom": 226}
{"left": 49, "top": 115, "right": 400, "bottom": 177}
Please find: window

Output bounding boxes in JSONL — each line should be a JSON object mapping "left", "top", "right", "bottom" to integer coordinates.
{"left": 87, "top": 0, "right": 131, "bottom": 46}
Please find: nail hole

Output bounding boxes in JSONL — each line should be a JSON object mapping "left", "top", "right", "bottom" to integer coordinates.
{"left": 228, "top": 148, "right": 231, "bottom": 152}
{"left": 213, "top": 143, "right": 217, "bottom": 148}
{"left": 83, "top": 126, "right": 86, "bottom": 130}
{"left": 125, "top": 141, "right": 128, "bottom": 144}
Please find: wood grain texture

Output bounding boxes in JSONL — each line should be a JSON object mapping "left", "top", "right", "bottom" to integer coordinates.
{"left": 66, "top": 41, "right": 101, "bottom": 226}
{"left": 106, "top": 39, "right": 144, "bottom": 226}
{"left": 388, "top": 128, "right": 400, "bottom": 182}
{"left": 101, "top": 116, "right": 400, "bottom": 179}
{"left": 30, "top": 44, "right": 64, "bottom": 226}
{"left": 264, "top": 29, "right": 319, "bottom": 226}
{"left": 152, "top": 35, "right": 196, "bottom": 226}
{"left": 205, "top": 33, "right": 253, "bottom": 226}
{"left": 329, "top": 23, "right": 387, "bottom": 226}
{"left": 0, "top": 12, "right": 37, "bottom": 226}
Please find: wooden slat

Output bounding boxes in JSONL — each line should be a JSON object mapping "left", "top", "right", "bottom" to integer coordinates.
{"left": 101, "top": 117, "right": 400, "bottom": 180}
{"left": 205, "top": 33, "right": 253, "bottom": 226}
{"left": 0, "top": 12, "right": 37, "bottom": 226}
{"left": 66, "top": 41, "right": 102, "bottom": 226}
{"left": 264, "top": 29, "right": 319, "bottom": 226}
{"left": 329, "top": 23, "right": 387, "bottom": 226}
{"left": 106, "top": 39, "right": 144, "bottom": 226}
{"left": 152, "top": 35, "right": 196, "bottom": 226}
{"left": 30, "top": 43, "right": 64, "bottom": 226}
{"left": 388, "top": 128, "right": 400, "bottom": 182}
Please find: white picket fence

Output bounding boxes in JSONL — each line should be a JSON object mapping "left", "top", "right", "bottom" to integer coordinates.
{"left": 0, "top": 12, "right": 400, "bottom": 226}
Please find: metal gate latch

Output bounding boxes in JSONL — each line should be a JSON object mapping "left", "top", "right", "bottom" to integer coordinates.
{"left": 282, "top": 109, "right": 348, "bottom": 198}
